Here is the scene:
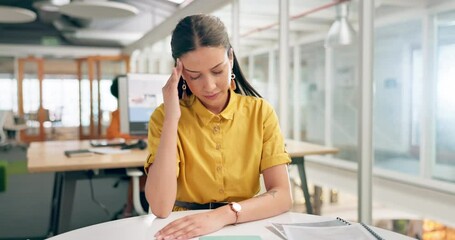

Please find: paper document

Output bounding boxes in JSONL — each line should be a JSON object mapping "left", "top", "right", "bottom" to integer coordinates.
{"left": 90, "top": 138, "right": 126, "bottom": 147}
{"left": 269, "top": 218, "right": 383, "bottom": 240}
{"left": 283, "top": 223, "right": 379, "bottom": 240}
{"left": 271, "top": 219, "right": 348, "bottom": 239}
{"left": 89, "top": 147, "right": 131, "bottom": 155}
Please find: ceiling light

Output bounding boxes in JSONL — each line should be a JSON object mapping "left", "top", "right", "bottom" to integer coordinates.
{"left": 33, "top": 0, "right": 70, "bottom": 10}
{"left": 52, "top": 0, "right": 70, "bottom": 5}
{"left": 34, "top": 1, "right": 60, "bottom": 12}
{"left": 166, "top": 0, "right": 186, "bottom": 4}
{"left": 325, "top": 2, "right": 356, "bottom": 48}
{"left": 0, "top": 6, "right": 37, "bottom": 23}
{"left": 59, "top": 1, "right": 139, "bottom": 19}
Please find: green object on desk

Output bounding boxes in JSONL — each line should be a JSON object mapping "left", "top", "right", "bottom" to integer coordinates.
{"left": 0, "top": 160, "right": 28, "bottom": 192}
{"left": 0, "top": 160, "right": 8, "bottom": 192}
{"left": 200, "top": 236, "right": 262, "bottom": 240}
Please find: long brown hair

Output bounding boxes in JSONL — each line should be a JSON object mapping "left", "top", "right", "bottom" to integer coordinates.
{"left": 170, "top": 14, "right": 261, "bottom": 99}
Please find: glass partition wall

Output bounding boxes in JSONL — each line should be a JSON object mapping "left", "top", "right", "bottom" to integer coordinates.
{"left": 434, "top": 10, "right": 455, "bottom": 183}
{"left": 214, "top": 0, "right": 455, "bottom": 237}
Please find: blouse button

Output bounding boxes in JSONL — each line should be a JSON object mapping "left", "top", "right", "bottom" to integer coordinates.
{"left": 219, "top": 189, "right": 224, "bottom": 194}
{"left": 216, "top": 166, "right": 222, "bottom": 172}
{"left": 216, "top": 143, "right": 221, "bottom": 150}
{"left": 213, "top": 125, "right": 220, "bottom": 133}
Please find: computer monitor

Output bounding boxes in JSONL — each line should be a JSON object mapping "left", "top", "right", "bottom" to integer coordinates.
{"left": 118, "top": 73, "right": 168, "bottom": 136}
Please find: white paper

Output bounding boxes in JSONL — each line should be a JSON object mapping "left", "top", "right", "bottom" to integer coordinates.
{"left": 282, "top": 223, "right": 378, "bottom": 240}
{"left": 270, "top": 219, "right": 347, "bottom": 239}
{"left": 89, "top": 147, "right": 131, "bottom": 155}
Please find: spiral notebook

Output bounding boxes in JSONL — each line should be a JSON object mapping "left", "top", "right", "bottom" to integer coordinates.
{"left": 270, "top": 217, "right": 384, "bottom": 240}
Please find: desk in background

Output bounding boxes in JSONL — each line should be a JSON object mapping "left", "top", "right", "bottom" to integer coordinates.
{"left": 47, "top": 210, "right": 413, "bottom": 240}
{"left": 27, "top": 139, "right": 338, "bottom": 235}
{"left": 284, "top": 140, "right": 338, "bottom": 215}
{"left": 28, "top": 140, "right": 146, "bottom": 236}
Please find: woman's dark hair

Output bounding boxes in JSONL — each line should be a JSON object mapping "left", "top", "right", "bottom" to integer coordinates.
{"left": 110, "top": 75, "right": 126, "bottom": 99}
{"left": 110, "top": 76, "right": 119, "bottom": 99}
{"left": 171, "top": 14, "right": 261, "bottom": 98}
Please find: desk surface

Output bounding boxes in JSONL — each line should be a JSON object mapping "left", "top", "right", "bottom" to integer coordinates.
{"left": 48, "top": 211, "right": 412, "bottom": 240}
{"left": 27, "top": 140, "right": 338, "bottom": 173}
{"left": 27, "top": 140, "right": 146, "bottom": 173}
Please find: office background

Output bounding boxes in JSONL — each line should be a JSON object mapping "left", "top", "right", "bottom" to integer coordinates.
{"left": 0, "top": 0, "right": 454, "bottom": 239}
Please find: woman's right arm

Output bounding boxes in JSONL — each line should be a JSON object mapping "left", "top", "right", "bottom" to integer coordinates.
{"left": 145, "top": 60, "right": 182, "bottom": 218}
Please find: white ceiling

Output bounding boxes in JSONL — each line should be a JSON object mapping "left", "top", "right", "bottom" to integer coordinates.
{"left": 0, "top": 0, "right": 451, "bottom": 68}
{"left": 127, "top": 0, "right": 436, "bottom": 58}
{"left": 0, "top": 0, "right": 180, "bottom": 48}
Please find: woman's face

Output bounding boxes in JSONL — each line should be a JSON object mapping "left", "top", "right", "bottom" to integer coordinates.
{"left": 180, "top": 46, "right": 233, "bottom": 114}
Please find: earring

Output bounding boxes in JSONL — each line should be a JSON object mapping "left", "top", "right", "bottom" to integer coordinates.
{"left": 181, "top": 80, "right": 189, "bottom": 102}
{"left": 230, "top": 73, "right": 237, "bottom": 90}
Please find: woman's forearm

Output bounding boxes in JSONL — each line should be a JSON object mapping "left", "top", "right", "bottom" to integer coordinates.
{"left": 214, "top": 186, "right": 292, "bottom": 225}
{"left": 213, "top": 164, "right": 293, "bottom": 225}
{"left": 146, "top": 118, "right": 179, "bottom": 217}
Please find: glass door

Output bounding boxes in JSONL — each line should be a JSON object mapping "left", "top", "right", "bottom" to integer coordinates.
{"left": 77, "top": 56, "right": 130, "bottom": 140}
{"left": 17, "top": 57, "right": 46, "bottom": 142}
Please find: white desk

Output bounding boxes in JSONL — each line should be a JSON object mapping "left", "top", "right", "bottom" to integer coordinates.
{"left": 48, "top": 211, "right": 414, "bottom": 240}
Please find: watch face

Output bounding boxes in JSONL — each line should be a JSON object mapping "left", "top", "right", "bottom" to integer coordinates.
{"left": 231, "top": 202, "right": 241, "bottom": 212}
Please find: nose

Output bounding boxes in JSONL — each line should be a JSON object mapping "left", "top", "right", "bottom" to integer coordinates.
{"left": 202, "top": 76, "right": 217, "bottom": 92}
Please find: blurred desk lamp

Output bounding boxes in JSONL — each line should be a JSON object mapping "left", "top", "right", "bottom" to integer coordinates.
{"left": 325, "top": 1, "right": 356, "bottom": 48}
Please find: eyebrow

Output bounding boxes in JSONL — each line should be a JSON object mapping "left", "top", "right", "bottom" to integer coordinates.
{"left": 185, "top": 59, "right": 227, "bottom": 73}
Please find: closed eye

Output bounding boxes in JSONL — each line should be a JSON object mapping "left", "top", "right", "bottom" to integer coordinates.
{"left": 189, "top": 75, "right": 201, "bottom": 80}
{"left": 212, "top": 70, "right": 223, "bottom": 75}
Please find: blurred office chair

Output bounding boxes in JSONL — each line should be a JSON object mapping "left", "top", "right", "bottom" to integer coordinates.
{"left": 0, "top": 111, "right": 12, "bottom": 151}
{"left": 1, "top": 110, "right": 27, "bottom": 150}
{"left": 43, "top": 107, "right": 63, "bottom": 140}
{"left": 126, "top": 168, "right": 147, "bottom": 215}
{"left": 121, "top": 141, "right": 148, "bottom": 216}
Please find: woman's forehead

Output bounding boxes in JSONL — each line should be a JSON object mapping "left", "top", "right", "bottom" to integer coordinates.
{"left": 180, "top": 47, "right": 228, "bottom": 71}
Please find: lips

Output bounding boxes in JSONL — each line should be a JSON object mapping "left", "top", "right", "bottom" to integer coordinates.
{"left": 204, "top": 92, "right": 219, "bottom": 100}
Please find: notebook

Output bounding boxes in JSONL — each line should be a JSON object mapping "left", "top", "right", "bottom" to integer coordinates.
{"left": 270, "top": 217, "right": 384, "bottom": 240}
{"left": 64, "top": 149, "right": 93, "bottom": 157}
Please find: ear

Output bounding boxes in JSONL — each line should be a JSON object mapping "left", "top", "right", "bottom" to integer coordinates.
{"left": 181, "top": 71, "right": 188, "bottom": 81}
{"left": 228, "top": 48, "right": 234, "bottom": 68}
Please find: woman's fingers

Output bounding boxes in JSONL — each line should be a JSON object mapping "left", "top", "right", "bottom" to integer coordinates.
{"left": 175, "top": 58, "right": 183, "bottom": 78}
{"left": 155, "top": 217, "right": 195, "bottom": 239}
{"left": 164, "top": 58, "right": 182, "bottom": 90}
{"left": 161, "top": 58, "right": 182, "bottom": 120}
{"left": 154, "top": 212, "right": 224, "bottom": 240}
{"left": 170, "top": 59, "right": 181, "bottom": 86}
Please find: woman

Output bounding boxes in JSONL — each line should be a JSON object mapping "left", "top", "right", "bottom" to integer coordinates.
{"left": 145, "top": 14, "right": 292, "bottom": 239}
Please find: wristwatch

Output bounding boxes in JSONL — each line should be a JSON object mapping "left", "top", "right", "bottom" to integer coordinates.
{"left": 229, "top": 202, "right": 242, "bottom": 225}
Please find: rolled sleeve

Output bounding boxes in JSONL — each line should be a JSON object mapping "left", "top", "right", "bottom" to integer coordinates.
{"left": 144, "top": 105, "right": 180, "bottom": 175}
{"left": 260, "top": 101, "right": 291, "bottom": 172}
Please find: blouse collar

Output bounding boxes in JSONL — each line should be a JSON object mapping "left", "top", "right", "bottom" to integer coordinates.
{"left": 190, "top": 89, "right": 237, "bottom": 126}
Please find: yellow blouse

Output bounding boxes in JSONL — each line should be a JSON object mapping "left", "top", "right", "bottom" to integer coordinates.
{"left": 145, "top": 89, "right": 290, "bottom": 204}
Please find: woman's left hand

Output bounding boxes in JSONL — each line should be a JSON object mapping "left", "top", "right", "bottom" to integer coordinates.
{"left": 154, "top": 211, "right": 228, "bottom": 240}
